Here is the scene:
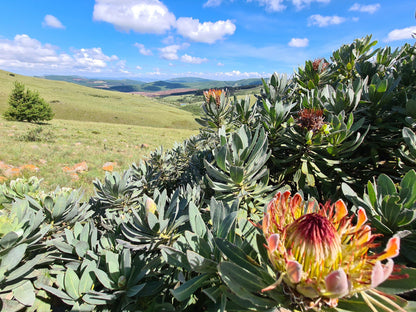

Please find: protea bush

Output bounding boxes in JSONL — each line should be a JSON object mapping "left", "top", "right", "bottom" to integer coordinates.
{"left": 1, "top": 36, "right": 416, "bottom": 311}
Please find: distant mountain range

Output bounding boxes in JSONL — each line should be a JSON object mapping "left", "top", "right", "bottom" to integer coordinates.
{"left": 39, "top": 75, "right": 263, "bottom": 93}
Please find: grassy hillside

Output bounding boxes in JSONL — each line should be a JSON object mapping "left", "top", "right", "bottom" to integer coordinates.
{"left": 0, "top": 70, "right": 198, "bottom": 129}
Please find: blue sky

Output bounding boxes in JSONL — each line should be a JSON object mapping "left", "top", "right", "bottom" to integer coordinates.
{"left": 0, "top": 0, "right": 415, "bottom": 81}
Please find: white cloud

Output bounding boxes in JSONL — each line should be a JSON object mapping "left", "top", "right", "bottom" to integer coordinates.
{"left": 176, "top": 17, "right": 236, "bottom": 44}
{"left": 181, "top": 54, "right": 208, "bottom": 64}
{"left": 385, "top": 26, "right": 416, "bottom": 42}
{"left": 247, "top": 0, "right": 286, "bottom": 12}
{"left": 136, "top": 65, "right": 142, "bottom": 70}
{"left": 217, "top": 62, "right": 224, "bottom": 66}
{"left": 162, "top": 35, "right": 175, "bottom": 45}
{"left": 349, "top": 3, "right": 380, "bottom": 14}
{"left": 134, "top": 43, "right": 152, "bottom": 56}
{"left": 0, "top": 34, "right": 121, "bottom": 75}
{"left": 93, "top": 0, "right": 175, "bottom": 34}
{"left": 203, "top": 0, "right": 223, "bottom": 7}
{"left": 220, "top": 70, "right": 266, "bottom": 79}
{"left": 72, "top": 47, "right": 118, "bottom": 71}
{"left": 308, "top": 14, "right": 346, "bottom": 27}
{"left": 159, "top": 44, "right": 184, "bottom": 60}
{"left": 42, "top": 14, "right": 65, "bottom": 29}
{"left": 292, "top": 0, "right": 330, "bottom": 10}
{"left": 288, "top": 38, "right": 309, "bottom": 47}
{"left": 116, "top": 60, "right": 130, "bottom": 74}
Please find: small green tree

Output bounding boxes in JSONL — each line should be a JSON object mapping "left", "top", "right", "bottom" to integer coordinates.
{"left": 3, "top": 81, "right": 54, "bottom": 123}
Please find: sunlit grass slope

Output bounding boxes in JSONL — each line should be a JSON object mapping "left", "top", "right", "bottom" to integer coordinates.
{"left": 0, "top": 70, "right": 198, "bottom": 129}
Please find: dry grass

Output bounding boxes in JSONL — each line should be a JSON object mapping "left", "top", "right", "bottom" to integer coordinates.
{"left": 0, "top": 118, "right": 197, "bottom": 196}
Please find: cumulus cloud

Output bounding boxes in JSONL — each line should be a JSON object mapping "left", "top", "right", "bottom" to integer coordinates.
{"left": 291, "top": 0, "right": 330, "bottom": 10}
{"left": 181, "top": 54, "right": 208, "bottom": 64}
{"left": 159, "top": 44, "right": 187, "bottom": 60}
{"left": 217, "top": 62, "right": 224, "bottom": 66}
{"left": 385, "top": 26, "right": 416, "bottom": 42}
{"left": 203, "top": 0, "right": 223, "bottom": 7}
{"left": 42, "top": 14, "right": 65, "bottom": 29}
{"left": 134, "top": 43, "right": 153, "bottom": 56}
{"left": 247, "top": 0, "right": 286, "bottom": 12}
{"left": 93, "top": 0, "right": 175, "bottom": 34}
{"left": 308, "top": 14, "right": 346, "bottom": 27}
{"left": 176, "top": 17, "right": 236, "bottom": 44}
{"left": 349, "top": 3, "right": 380, "bottom": 14}
{"left": 288, "top": 38, "right": 309, "bottom": 47}
{"left": 72, "top": 47, "right": 118, "bottom": 71}
{"left": 0, "top": 34, "right": 121, "bottom": 74}
{"left": 136, "top": 65, "right": 142, "bottom": 70}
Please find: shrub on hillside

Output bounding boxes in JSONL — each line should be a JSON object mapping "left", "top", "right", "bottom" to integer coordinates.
{"left": 3, "top": 81, "right": 54, "bottom": 123}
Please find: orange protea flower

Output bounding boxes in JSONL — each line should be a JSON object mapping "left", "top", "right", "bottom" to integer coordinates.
{"left": 262, "top": 191, "right": 404, "bottom": 310}
{"left": 297, "top": 108, "right": 325, "bottom": 133}
{"left": 203, "top": 89, "right": 223, "bottom": 107}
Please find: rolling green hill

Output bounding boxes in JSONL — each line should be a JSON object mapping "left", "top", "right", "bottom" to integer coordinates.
{"left": 0, "top": 70, "right": 198, "bottom": 130}
{"left": 41, "top": 74, "right": 263, "bottom": 93}
{"left": 39, "top": 75, "right": 146, "bottom": 89}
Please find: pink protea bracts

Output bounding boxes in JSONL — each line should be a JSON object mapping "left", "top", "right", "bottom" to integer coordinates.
{"left": 262, "top": 191, "right": 404, "bottom": 310}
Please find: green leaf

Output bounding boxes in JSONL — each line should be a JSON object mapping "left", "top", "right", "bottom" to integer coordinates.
{"left": 215, "top": 239, "right": 263, "bottom": 277}
{"left": 230, "top": 166, "right": 244, "bottom": 185}
{"left": 216, "top": 147, "right": 227, "bottom": 172}
{"left": 188, "top": 202, "right": 206, "bottom": 238}
{"left": 126, "top": 284, "right": 146, "bottom": 297}
{"left": 75, "top": 241, "right": 89, "bottom": 258}
{"left": 93, "top": 269, "right": 115, "bottom": 290}
{"left": 377, "top": 79, "right": 388, "bottom": 93}
{"left": 13, "top": 280, "right": 35, "bottom": 306}
{"left": 83, "top": 291, "right": 116, "bottom": 305}
{"left": 105, "top": 251, "right": 120, "bottom": 283}
{"left": 64, "top": 268, "right": 80, "bottom": 300}
{"left": 377, "top": 174, "right": 397, "bottom": 196}
{"left": 399, "top": 170, "right": 416, "bottom": 209}
{"left": 0, "top": 230, "right": 23, "bottom": 249}
{"left": 186, "top": 250, "right": 217, "bottom": 274}
{"left": 160, "top": 246, "right": 191, "bottom": 271}
{"left": 39, "top": 283, "right": 74, "bottom": 301}
{"left": 1, "top": 243, "right": 27, "bottom": 272}
{"left": 217, "top": 211, "right": 237, "bottom": 239}
{"left": 218, "top": 262, "right": 279, "bottom": 308}
{"left": 79, "top": 266, "right": 95, "bottom": 295}
{"left": 170, "top": 274, "right": 210, "bottom": 302}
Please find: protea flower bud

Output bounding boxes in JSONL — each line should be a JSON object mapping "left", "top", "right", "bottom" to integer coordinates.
{"left": 297, "top": 108, "right": 325, "bottom": 133}
{"left": 203, "top": 89, "right": 223, "bottom": 107}
{"left": 262, "top": 191, "right": 402, "bottom": 309}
